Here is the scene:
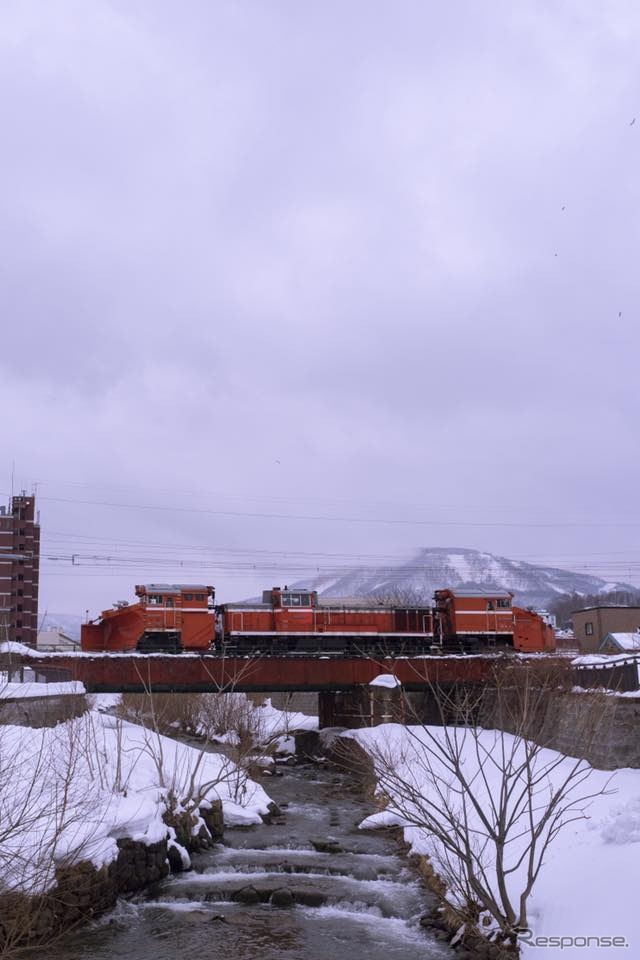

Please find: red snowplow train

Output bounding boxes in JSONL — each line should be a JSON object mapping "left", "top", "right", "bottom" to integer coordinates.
{"left": 81, "top": 584, "right": 555, "bottom": 656}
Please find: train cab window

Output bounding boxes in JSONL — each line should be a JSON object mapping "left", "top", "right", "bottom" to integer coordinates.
{"left": 496, "top": 598, "right": 511, "bottom": 609}
{"left": 149, "top": 595, "right": 163, "bottom": 605}
{"left": 195, "top": 594, "right": 205, "bottom": 601}
{"left": 281, "top": 592, "right": 310, "bottom": 607}
{"left": 166, "top": 597, "right": 174, "bottom": 607}
{"left": 184, "top": 593, "right": 193, "bottom": 601}
{"left": 487, "top": 601, "right": 494, "bottom": 610}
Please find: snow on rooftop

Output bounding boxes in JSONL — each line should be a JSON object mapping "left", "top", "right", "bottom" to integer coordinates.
{"left": 604, "top": 632, "right": 640, "bottom": 652}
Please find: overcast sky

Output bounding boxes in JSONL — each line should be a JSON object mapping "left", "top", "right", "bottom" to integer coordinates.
{"left": 2, "top": 0, "right": 640, "bottom": 615}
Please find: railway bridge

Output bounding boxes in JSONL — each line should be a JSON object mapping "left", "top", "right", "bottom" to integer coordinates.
{"left": 0, "top": 650, "right": 568, "bottom": 693}
{"left": 2, "top": 651, "right": 531, "bottom": 693}
{"left": 1, "top": 651, "right": 575, "bottom": 727}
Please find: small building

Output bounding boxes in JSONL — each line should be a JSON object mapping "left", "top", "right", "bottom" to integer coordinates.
{"left": 36, "top": 628, "right": 79, "bottom": 652}
{"left": 0, "top": 494, "right": 40, "bottom": 647}
{"left": 599, "top": 631, "right": 640, "bottom": 655}
{"left": 572, "top": 606, "right": 640, "bottom": 653}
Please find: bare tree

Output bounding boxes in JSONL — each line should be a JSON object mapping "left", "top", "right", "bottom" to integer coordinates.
{"left": 0, "top": 714, "right": 104, "bottom": 956}
{"left": 354, "top": 662, "right": 613, "bottom": 948}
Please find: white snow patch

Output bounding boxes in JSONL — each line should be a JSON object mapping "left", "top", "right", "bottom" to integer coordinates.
{"left": 345, "top": 723, "right": 640, "bottom": 957}
{"left": 369, "top": 673, "right": 401, "bottom": 689}
{"left": 0, "top": 641, "right": 41, "bottom": 658}
{"left": 0, "top": 681, "right": 85, "bottom": 699}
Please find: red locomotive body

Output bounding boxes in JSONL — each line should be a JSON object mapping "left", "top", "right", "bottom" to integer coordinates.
{"left": 81, "top": 583, "right": 555, "bottom": 655}
{"left": 221, "top": 586, "right": 433, "bottom": 655}
{"left": 434, "top": 589, "right": 515, "bottom": 646}
{"left": 513, "top": 606, "right": 556, "bottom": 653}
{"left": 433, "top": 589, "right": 556, "bottom": 652}
{"left": 81, "top": 584, "right": 215, "bottom": 653}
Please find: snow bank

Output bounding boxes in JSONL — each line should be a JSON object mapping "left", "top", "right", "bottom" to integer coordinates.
{"left": 572, "top": 653, "right": 639, "bottom": 667}
{"left": 572, "top": 685, "right": 640, "bottom": 700}
{"left": 0, "top": 681, "right": 86, "bottom": 699}
{"left": 254, "top": 698, "right": 319, "bottom": 740}
{"left": 0, "top": 641, "right": 41, "bottom": 658}
{"left": 346, "top": 723, "right": 640, "bottom": 957}
{"left": 0, "top": 711, "right": 272, "bottom": 893}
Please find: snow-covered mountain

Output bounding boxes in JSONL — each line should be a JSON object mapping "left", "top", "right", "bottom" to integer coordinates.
{"left": 292, "top": 547, "right": 637, "bottom": 610}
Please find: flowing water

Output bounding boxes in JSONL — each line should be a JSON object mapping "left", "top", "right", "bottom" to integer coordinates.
{"left": 41, "top": 759, "right": 452, "bottom": 959}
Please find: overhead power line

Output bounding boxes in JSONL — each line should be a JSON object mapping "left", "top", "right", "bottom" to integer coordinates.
{"left": 24, "top": 494, "right": 640, "bottom": 530}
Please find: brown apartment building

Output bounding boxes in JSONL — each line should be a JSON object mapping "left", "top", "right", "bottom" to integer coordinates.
{"left": 573, "top": 605, "right": 640, "bottom": 653}
{"left": 0, "top": 494, "right": 40, "bottom": 647}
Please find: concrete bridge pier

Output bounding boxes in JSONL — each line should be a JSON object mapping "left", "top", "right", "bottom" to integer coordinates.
{"left": 318, "top": 686, "right": 407, "bottom": 728}
{"left": 318, "top": 685, "right": 475, "bottom": 729}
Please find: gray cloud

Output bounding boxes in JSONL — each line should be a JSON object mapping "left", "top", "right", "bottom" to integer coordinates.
{"left": 2, "top": 0, "right": 640, "bottom": 612}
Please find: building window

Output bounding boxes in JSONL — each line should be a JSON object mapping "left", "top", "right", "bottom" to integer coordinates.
{"left": 16, "top": 619, "right": 22, "bottom": 628}
{"left": 585, "top": 622, "right": 594, "bottom": 636}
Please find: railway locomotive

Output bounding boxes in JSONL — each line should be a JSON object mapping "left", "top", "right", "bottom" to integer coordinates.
{"left": 80, "top": 583, "right": 555, "bottom": 655}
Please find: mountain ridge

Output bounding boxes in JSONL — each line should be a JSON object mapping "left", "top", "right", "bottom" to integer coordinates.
{"left": 291, "top": 546, "right": 637, "bottom": 610}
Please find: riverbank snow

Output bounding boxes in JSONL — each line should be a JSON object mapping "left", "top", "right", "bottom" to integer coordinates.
{"left": 346, "top": 723, "right": 640, "bottom": 958}
{"left": 0, "top": 710, "right": 272, "bottom": 893}
{"left": 256, "top": 698, "right": 319, "bottom": 737}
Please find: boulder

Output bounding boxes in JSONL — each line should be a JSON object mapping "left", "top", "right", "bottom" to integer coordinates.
{"left": 310, "top": 838, "right": 344, "bottom": 854}
{"left": 270, "top": 888, "right": 294, "bottom": 908}
{"left": 234, "top": 885, "right": 260, "bottom": 905}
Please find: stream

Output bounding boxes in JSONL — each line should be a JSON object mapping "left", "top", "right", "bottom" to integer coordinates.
{"left": 41, "top": 757, "right": 453, "bottom": 959}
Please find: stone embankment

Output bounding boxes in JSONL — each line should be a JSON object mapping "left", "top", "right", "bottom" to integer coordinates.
{"left": 0, "top": 693, "right": 87, "bottom": 728}
{"left": 534, "top": 690, "right": 640, "bottom": 769}
{"left": 0, "top": 798, "right": 224, "bottom": 953}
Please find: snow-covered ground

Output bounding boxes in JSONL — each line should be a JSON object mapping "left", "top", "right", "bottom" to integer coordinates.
{"left": 0, "top": 640, "right": 44, "bottom": 658}
{"left": 256, "top": 697, "right": 319, "bottom": 738}
{"left": 0, "top": 709, "right": 272, "bottom": 894}
{"left": 345, "top": 723, "right": 640, "bottom": 958}
{"left": 208, "top": 696, "right": 319, "bottom": 751}
{"left": 0, "top": 680, "right": 86, "bottom": 699}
